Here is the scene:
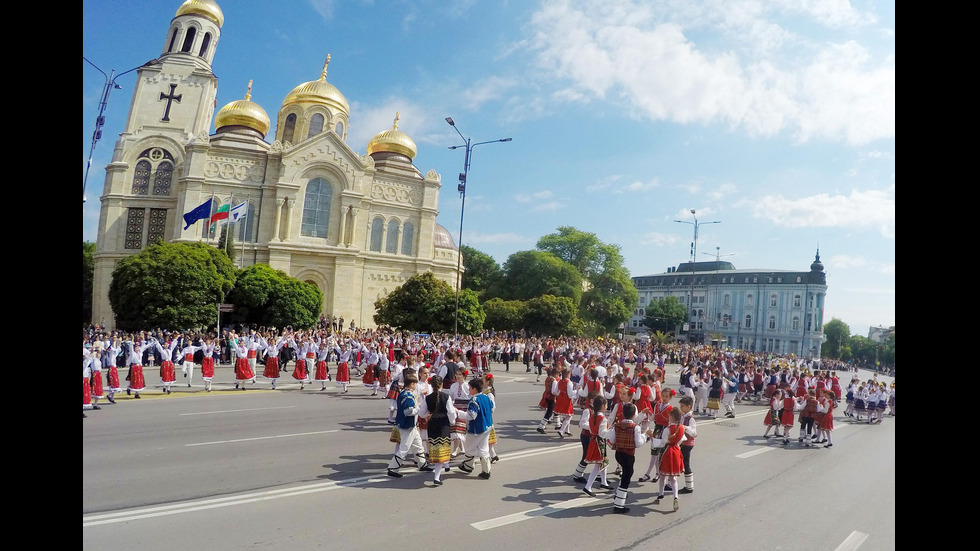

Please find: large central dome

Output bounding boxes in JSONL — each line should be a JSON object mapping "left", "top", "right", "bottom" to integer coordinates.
{"left": 215, "top": 80, "right": 270, "bottom": 137}
{"left": 281, "top": 54, "right": 350, "bottom": 118}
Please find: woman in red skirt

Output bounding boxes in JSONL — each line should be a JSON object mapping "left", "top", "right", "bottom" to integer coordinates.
{"left": 231, "top": 335, "right": 255, "bottom": 390}
{"left": 124, "top": 338, "right": 151, "bottom": 399}
{"left": 655, "top": 408, "right": 687, "bottom": 511}
{"left": 815, "top": 390, "right": 836, "bottom": 448}
{"left": 262, "top": 335, "right": 287, "bottom": 389}
{"left": 336, "top": 343, "right": 353, "bottom": 393}
{"left": 153, "top": 338, "right": 179, "bottom": 395}
{"left": 200, "top": 337, "right": 217, "bottom": 392}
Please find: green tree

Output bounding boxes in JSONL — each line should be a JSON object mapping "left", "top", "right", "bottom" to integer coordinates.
{"left": 83, "top": 241, "right": 96, "bottom": 325}
{"left": 821, "top": 318, "right": 851, "bottom": 360}
{"left": 226, "top": 264, "right": 323, "bottom": 329}
{"left": 482, "top": 298, "right": 527, "bottom": 331}
{"left": 649, "top": 330, "right": 674, "bottom": 346}
{"left": 217, "top": 224, "right": 236, "bottom": 263}
{"left": 460, "top": 245, "right": 502, "bottom": 300}
{"left": 643, "top": 296, "right": 686, "bottom": 333}
{"left": 493, "top": 250, "right": 583, "bottom": 304}
{"left": 537, "top": 226, "right": 608, "bottom": 278}
{"left": 523, "top": 295, "right": 581, "bottom": 336}
{"left": 108, "top": 241, "right": 236, "bottom": 331}
{"left": 374, "top": 272, "right": 485, "bottom": 334}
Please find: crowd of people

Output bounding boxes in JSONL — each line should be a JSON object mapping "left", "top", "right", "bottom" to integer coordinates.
{"left": 82, "top": 324, "right": 893, "bottom": 514}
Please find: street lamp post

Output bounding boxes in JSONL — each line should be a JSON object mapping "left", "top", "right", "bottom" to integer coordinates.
{"left": 445, "top": 117, "right": 511, "bottom": 336}
{"left": 674, "top": 209, "right": 720, "bottom": 344}
{"left": 83, "top": 56, "right": 142, "bottom": 203}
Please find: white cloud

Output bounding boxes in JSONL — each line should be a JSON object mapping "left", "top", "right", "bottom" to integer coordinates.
{"left": 706, "top": 182, "right": 737, "bottom": 200}
{"left": 587, "top": 174, "right": 624, "bottom": 192}
{"left": 640, "top": 232, "right": 680, "bottom": 247}
{"left": 347, "top": 98, "right": 431, "bottom": 154}
{"left": 307, "top": 0, "right": 336, "bottom": 20}
{"left": 465, "top": 231, "right": 528, "bottom": 244}
{"left": 827, "top": 254, "right": 868, "bottom": 269}
{"left": 525, "top": 0, "right": 894, "bottom": 146}
{"left": 459, "top": 76, "right": 520, "bottom": 111}
{"left": 533, "top": 200, "right": 565, "bottom": 212}
{"left": 515, "top": 190, "right": 554, "bottom": 203}
{"left": 739, "top": 188, "right": 895, "bottom": 237}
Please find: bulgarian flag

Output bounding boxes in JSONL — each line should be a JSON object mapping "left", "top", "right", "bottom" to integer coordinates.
{"left": 210, "top": 202, "right": 231, "bottom": 225}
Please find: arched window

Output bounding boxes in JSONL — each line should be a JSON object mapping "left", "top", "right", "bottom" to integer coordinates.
{"left": 401, "top": 221, "right": 414, "bottom": 255}
{"left": 168, "top": 28, "right": 178, "bottom": 52}
{"left": 744, "top": 315, "right": 752, "bottom": 329}
{"left": 301, "top": 178, "right": 332, "bottom": 238}
{"left": 198, "top": 32, "right": 211, "bottom": 57}
{"left": 335, "top": 121, "right": 344, "bottom": 136}
{"left": 794, "top": 294, "right": 801, "bottom": 307}
{"left": 307, "top": 114, "right": 324, "bottom": 138}
{"left": 386, "top": 220, "right": 399, "bottom": 253}
{"left": 283, "top": 113, "right": 296, "bottom": 143}
{"left": 770, "top": 293, "right": 777, "bottom": 307}
{"left": 792, "top": 316, "right": 800, "bottom": 331}
{"left": 235, "top": 202, "right": 256, "bottom": 242}
{"left": 370, "top": 218, "right": 384, "bottom": 251}
{"left": 132, "top": 160, "right": 151, "bottom": 195}
{"left": 768, "top": 315, "right": 776, "bottom": 330}
{"left": 181, "top": 27, "right": 196, "bottom": 53}
{"left": 152, "top": 161, "right": 173, "bottom": 195}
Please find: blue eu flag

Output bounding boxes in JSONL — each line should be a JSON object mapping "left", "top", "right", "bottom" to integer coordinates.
{"left": 182, "top": 199, "right": 212, "bottom": 230}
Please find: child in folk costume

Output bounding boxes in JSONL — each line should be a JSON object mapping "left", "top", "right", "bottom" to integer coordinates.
{"left": 830, "top": 371, "right": 844, "bottom": 404}
{"left": 84, "top": 343, "right": 104, "bottom": 410}
{"left": 289, "top": 336, "right": 313, "bottom": 390}
{"left": 798, "top": 389, "right": 819, "bottom": 447}
{"left": 124, "top": 338, "right": 152, "bottom": 398}
{"left": 638, "top": 387, "right": 675, "bottom": 485}
{"left": 418, "top": 375, "right": 458, "bottom": 486}
{"left": 632, "top": 374, "right": 656, "bottom": 432}
{"left": 815, "top": 390, "right": 836, "bottom": 447}
{"left": 199, "top": 337, "right": 218, "bottom": 392}
{"left": 763, "top": 388, "right": 785, "bottom": 439}
{"left": 887, "top": 382, "right": 895, "bottom": 416}
{"left": 102, "top": 338, "right": 122, "bottom": 403}
{"left": 722, "top": 371, "right": 738, "bottom": 418}
{"left": 654, "top": 408, "right": 688, "bottom": 511}
{"left": 676, "top": 396, "right": 697, "bottom": 494}
{"left": 458, "top": 377, "right": 495, "bottom": 479}
{"left": 779, "top": 389, "right": 806, "bottom": 445}
{"left": 706, "top": 370, "right": 724, "bottom": 419}
{"left": 334, "top": 342, "right": 354, "bottom": 393}
{"left": 361, "top": 344, "right": 379, "bottom": 393}
{"left": 873, "top": 383, "right": 887, "bottom": 424}
{"left": 83, "top": 352, "right": 95, "bottom": 413}
{"left": 694, "top": 367, "right": 710, "bottom": 414}
{"left": 178, "top": 338, "right": 202, "bottom": 388}
{"left": 261, "top": 335, "right": 288, "bottom": 389}
{"left": 581, "top": 396, "right": 612, "bottom": 497}
{"left": 448, "top": 369, "right": 471, "bottom": 458}
{"left": 598, "top": 402, "right": 650, "bottom": 514}
{"left": 536, "top": 367, "right": 561, "bottom": 433}
{"left": 853, "top": 384, "right": 868, "bottom": 422}
{"left": 553, "top": 369, "right": 576, "bottom": 437}
{"left": 482, "top": 374, "right": 500, "bottom": 463}
{"left": 416, "top": 365, "right": 433, "bottom": 440}
{"left": 386, "top": 372, "right": 434, "bottom": 478}
{"left": 314, "top": 338, "right": 332, "bottom": 391}
{"left": 153, "top": 337, "right": 179, "bottom": 395}
{"left": 230, "top": 335, "right": 256, "bottom": 390}
{"left": 843, "top": 378, "right": 859, "bottom": 417}
{"left": 387, "top": 356, "right": 409, "bottom": 423}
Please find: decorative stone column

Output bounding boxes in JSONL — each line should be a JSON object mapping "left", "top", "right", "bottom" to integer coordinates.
{"left": 273, "top": 198, "right": 284, "bottom": 241}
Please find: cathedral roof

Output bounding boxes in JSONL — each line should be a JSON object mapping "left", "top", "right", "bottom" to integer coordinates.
{"left": 281, "top": 55, "right": 350, "bottom": 117}
{"left": 433, "top": 224, "right": 457, "bottom": 250}
{"left": 175, "top": 0, "right": 224, "bottom": 28}
{"left": 215, "top": 80, "right": 270, "bottom": 137}
{"left": 367, "top": 112, "right": 417, "bottom": 160}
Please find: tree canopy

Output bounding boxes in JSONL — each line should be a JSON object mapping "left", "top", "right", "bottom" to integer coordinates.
{"left": 460, "top": 244, "right": 502, "bottom": 300}
{"left": 108, "top": 240, "right": 236, "bottom": 331}
{"left": 492, "top": 250, "right": 583, "bottom": 304}
{"left": 643, "top": 296, "right": 687, "bottom": 333}
{"left": 226, "top": 264, "right": 323, "bottom": 329}
{"left": 374, "top": 272, "right": 484, "bottom": 334}
{"left": 83, "top": 241, "right": 95, "bottom": 325}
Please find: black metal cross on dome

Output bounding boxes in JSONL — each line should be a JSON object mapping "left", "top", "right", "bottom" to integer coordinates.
{"left": 159, "top": 84, "right": 182, "bottom": 122}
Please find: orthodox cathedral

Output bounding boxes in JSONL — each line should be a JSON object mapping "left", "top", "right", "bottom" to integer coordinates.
{"left": 91, "top": 0, "right": 461, "bottom": 330}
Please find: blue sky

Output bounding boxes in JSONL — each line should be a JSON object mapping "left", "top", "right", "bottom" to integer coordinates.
{"left": 83, "top": 0, "right": 895, "bottom": 335}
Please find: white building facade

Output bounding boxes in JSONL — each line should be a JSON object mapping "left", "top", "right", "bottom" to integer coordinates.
{"left": 630, "top": 251, "right": 828, "bottom": 358}
{"left": 91, "top": 0, "right": 460, "bottom": 331}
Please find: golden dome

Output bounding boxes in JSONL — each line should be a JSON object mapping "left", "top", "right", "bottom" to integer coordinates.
{"left": 281, "top": 55, "right": 350, "bottom": 116}
{"left": 176, "top": 0, "right": 224, "bottom": 27}
{"left": 215, "top": 80, "right": 271, "bottom": 136}
{"left": 367, "top": 112, "right": 417, "bottom": 160}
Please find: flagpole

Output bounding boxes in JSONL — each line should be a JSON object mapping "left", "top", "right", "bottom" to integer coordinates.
{"left": 240, "top": 194, "right": 249, "bottom": 268}
{"left": 206, "top": 192, "right": 215, "bottom": 245}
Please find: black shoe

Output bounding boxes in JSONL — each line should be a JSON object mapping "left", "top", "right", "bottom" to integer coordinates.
{"left": 612, "top": 507, "right": 630, "bottom": 514}
{"left": 638, "top": 474, "right": 651, "bottom": 483}
{"left": 134, "top": 394, "right": 141, "bottom": 399}
{"left": 107, "top": 396, "right": 115, "bottom": 404}
{"left": 387, "top": 469, "right": 403, "bottom": 478}
{"left": 654, "top": 494, "right": 664, "bottom": 501}
{"left": 572, "top": 476, "right": 587, "bottom": 483}
{"left": 459, "top": 463, "right": 474, "bottom": 473}
{"left": 679, "top": 487, "right": 694, "bottom": 494}
{"left": 478, "top": 472, "right": 491, "bottom": 479}
{"left": 536, "top": 427, "right": 546, "bottom": 434}
{"left": 433, "top": 479, "right": 443, "bottom": 486}
{"left": 92, "top": 405, "right": 101, "bottom": 410}
{"left": 599, "top": 483, "right": 612, "bottom": 490}
{"left": 126, "top": 388, "right": 131, "bottom": 396}
{"left": 664, "top": 485, "right": 672, "bottom": 492}
{"left": 491, "top": 456, "right": 499, "bottom": 463}
{"left": 582, "top": 488, "right": 597, "bottom": 497}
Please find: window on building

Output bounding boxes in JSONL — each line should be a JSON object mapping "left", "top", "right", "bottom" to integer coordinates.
{"left": 132, "top": 148, "right": 175, "bottom": 195}
{"left": 335, "top": 122, "right": 344, "bottom": 136}
{"left": 777, "top": 277, "right": 782, "bottom": 283}
{"left": 792, "top": 316, "right": 800, "bottom": 331}
{"left": 370, "top": 218, "right": 383, "bottom": 251}
{"left": 753, "top": 277, "right": 758, "bottom": 283}
{"left": 168, "top": 28, "right": 178, "bottom": 52}
{"left": 769, "top": 315, "right": 776, "bottom": 330}
{"left": 307, "top": 113, "right": 324, "bottom": 138}
{"left": 770, "top": 293, "right": 777, "bottom": 307}
{"left": 724, "top": 294, "right": 730, "bottom": 307}
{"left": 181, "top": 27, "right": 196, "bottom": 53}
{"left": 132, "top": 160, "right": 151, "bottom": 195}
{"left": 401, "top": 221, "right": 414, "bottom": 255}
{"left": 198, "top": 33, "right": 211, "bottom": 57}
{"left": 796, "top": 276, "right": 802, "bottom": 283}
{"left": 745, "top": 277, "right": 749, "bottom": 283}
{"left": 301, "top": 177, "right": 332, "bottom": 238}
{"left": 283, "top": 113, "right": 296, "bottom": 143}
{"left": 744, "top": 315, "right": 752, "bottom": 329}
{"left": 747, "top": 294, "right": 754, "bottom": 307}
{"left": 152, "top": 161, "right": 173, "bottom": 195}
{"left": 386, "top": 219, "right": 399, "bottom": 253}
{"left": 147, "top": 208, "right": 167, "bottom": 244}
{"left": 125, "top": 208, "right": 145, "bottom": 249}
{"left": 794, "top": 294, "right": 801, "bottom": 307}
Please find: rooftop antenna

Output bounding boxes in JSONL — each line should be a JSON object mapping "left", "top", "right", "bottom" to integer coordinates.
{"left": 702, "top": 246, "right": 736, "bottom": 262}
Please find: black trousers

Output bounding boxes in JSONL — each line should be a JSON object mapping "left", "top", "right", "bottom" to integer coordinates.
{"left": 681, "top": 445, "right": 693, "bottom": 474}
{"left": 542, "top": 399, "right": 555, "bottom": 421}
{"left": 580, "top": 433, "right": 590, "bottom": 460}
{"left": 800, "top": 416, "right": 814, "bottom": 436}
{"left": 615, "top": 451, "right": 635, "bottom": 489}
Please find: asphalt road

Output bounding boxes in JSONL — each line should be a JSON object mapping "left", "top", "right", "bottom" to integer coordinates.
{"left": 82, "top": 362, "right": 895, "bottom": 551}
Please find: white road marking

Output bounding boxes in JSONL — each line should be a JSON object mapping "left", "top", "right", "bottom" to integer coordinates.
{"left": 736, "top": 447, "right": 776, "bottom": 459}
{"left": 470, "top": 497, "right": 600, "bottom": 531}
{"left": 179, "top": 406, "right": 296, "bottom": 416}
{"left": 186, "top": 430, "right": 338, "bottom": 447}
{"left": 833, "top": 531, "right": 869, "bottom": 551}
